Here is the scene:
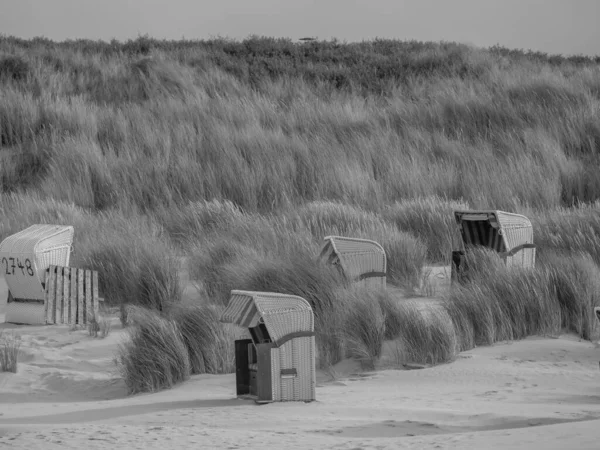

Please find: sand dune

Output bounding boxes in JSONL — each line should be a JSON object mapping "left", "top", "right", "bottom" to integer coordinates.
{"left": 2, "top": 275, "right": 600, "bottom": 449}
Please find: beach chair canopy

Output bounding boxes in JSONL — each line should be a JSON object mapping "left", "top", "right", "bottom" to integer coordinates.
{"left": 454, "top": 210, "right": 534, "bottom": 256}
{"left": 319, "top": 236, "right": 386, "bottom": 282}
{"left": 220, "top": 290, "right": 314, "bottom": 348}
{"left": 0, "top": 224, "right": 74, "bottom": 300}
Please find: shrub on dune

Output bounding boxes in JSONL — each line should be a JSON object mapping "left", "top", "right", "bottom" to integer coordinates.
{"left": 188, "top": 239, "right": 268, "bottom": 305}
{"left": 79, "top": 218, "right": 182, "bottom": 324}
{"left": 541, "top": 251, "right": 600, "bottom": 340}
{"left": 169, "top": 302, "right": 237, "bottom": 375}
{"left": 115, "top": 306, "right": 190, "bottom": 394}
{"left": 157, "top": 199, "right": 246, "bottom": 248}
{"left": 392, "top": 301, "right": 457, "bottom": 366}
{"left": 0, "top": 54, "right": 31, "bottom": 82}
{"left": 235, "top": 255, "right": 345, "bottom": 314}
{"left": 443, "top": 246, "right": 600, "bottom": 349}
{"left": 383, "top": 196, "right": 468, "bottom": 263}
{"left": 341, "top": 287, "right": 387, "bottom": 370}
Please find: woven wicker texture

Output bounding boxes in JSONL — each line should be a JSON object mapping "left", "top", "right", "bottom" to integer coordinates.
{"left": 270, "top": 336, "right": 316, "bottom": 402}
{"left": 0, "top": 225, "right": 74, "bottom": 296}
{"left": 220, "top": 290, "right": 314, "bottom": 346}
{"left": 320, "top": 236, "right": 387, "bottom": 288}
{"left": 0, "top": 225, "right": 74, "bottom": 257}
{"left": 221, "top": 290, "right": 316, "bottom": 402}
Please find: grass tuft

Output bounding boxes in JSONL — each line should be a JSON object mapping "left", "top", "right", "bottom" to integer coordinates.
{"left": 115, "top": 306, "right": 190, "bottom": 394}
{"left": 169, "top": 302, "right": 236, "bottom": 375}
{"left": 0, "top": 331, "right": 21, "bottom": 373}
{"left": 341, "top": 287, "right": 387, "bottom": 370}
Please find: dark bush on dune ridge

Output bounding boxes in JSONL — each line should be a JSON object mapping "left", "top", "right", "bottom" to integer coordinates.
{"left": 0, "top": 54, "right": 31, "bottom": 82}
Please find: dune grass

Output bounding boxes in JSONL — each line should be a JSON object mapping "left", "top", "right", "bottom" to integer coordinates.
{"left": 2, "top": 35, "right": 600, "bottom": 392}
{"left": 168, "top": 302, "right": 237, "bottom": 375}
{"left": 541, "top": 251, "right": 600, "bottom": 340}
{"left": 0, "top": 331, "right": 21, "bottom": 373}
{"left": 291, "top": 201, "right": 427, "bottom": 288}
{"left": 383, "top": 197, "right": 468, "bottom": 264}
{"left": 115, "top": 305, "right": 191, "bottom": 394}
{"left": 87, "top": 312, "right": 112, "bottom": 338}
{"left": 336, "top": 287, "right": 387, "bottom": 371}
{"left": 390, "top": 303, "right": 457, "bottom": 366}
{"left": 2, "top": 38, "right": 600, "bottom": 215}
{"left": 115, "top": 300, "right": 240, "bottom": 393}
{"left": 444, "top": 247, "right": 600, "bottom": 351}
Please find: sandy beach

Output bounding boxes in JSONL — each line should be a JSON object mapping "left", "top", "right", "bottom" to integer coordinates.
{"left": 2, "top": 272, "right": 600, "bottom": 449}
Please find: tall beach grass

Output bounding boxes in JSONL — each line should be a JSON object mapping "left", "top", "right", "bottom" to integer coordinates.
{"left": 2, "top": 36, "right": 600, "bottom": 393}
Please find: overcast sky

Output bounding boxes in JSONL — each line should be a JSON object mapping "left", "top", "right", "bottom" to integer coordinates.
{"left": 1, "top": 0, "right": 599, "bottom": 56}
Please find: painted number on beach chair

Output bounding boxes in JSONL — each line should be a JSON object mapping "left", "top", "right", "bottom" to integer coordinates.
{"left": 2, "top": 257, "right": 35, "bottom": 277}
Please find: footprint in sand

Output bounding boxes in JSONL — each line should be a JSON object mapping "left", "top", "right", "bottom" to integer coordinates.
{"left": 479, "top": 390, "right": 499, "bottom": 397}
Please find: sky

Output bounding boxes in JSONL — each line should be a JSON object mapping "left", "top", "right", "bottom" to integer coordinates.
{"left": 1, "top": 0, "right": 599, "bottom": 56}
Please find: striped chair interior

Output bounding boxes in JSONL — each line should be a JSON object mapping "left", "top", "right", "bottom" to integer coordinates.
{"left": 460, "top": 220, "right": 506, "bottom": 252}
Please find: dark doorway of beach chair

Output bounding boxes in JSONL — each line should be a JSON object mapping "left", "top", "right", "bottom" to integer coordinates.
{"left": 319, "top": 236, "right": 387, "bottom": 289}
{"left": 452, "top": 210, "right": 536, "bottom": 284}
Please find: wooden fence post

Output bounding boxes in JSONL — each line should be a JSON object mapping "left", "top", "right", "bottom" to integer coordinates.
{"left": 85, "top": 270, "right": 91, "bottom": 323}
{"left": 63, "top": 267, "right": 70, "bottom": 324}
{"left": 78, "top": 268, "right": 84, "bottom": 325}
{"left": 46, "top": 266, "right": 57, "bottom": 324}
{"left": 44, "top": 269, "right": 51, "bottom": 324}
{"left": 70, "top": 267, "right": 77, "bottom": 325}
{"left": 43, "top": 266, "right": 101, "bottom": 326}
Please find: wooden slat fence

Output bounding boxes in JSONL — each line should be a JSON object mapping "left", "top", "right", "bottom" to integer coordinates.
{"left": 44, "top": 265, "right": 103, "bottom": 325}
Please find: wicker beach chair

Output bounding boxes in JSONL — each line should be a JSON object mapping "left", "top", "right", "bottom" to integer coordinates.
{"left": 220, "top": 290, "right": 316, "bottom": 403}
{"left": 454, "top": 210, "right": 536, "bottom": 268}
{"left": 0, "top": 225, "right": 74, "bottom": 324}
{"left": 452, "top": 210, "right": 536, "bottom": 282}
{"left": 319, "top": 236, "right": 387, "bottom": 289}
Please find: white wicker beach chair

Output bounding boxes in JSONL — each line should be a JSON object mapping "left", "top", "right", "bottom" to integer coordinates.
{"left": 220, "top": 290, "right": 316, "bottom": 403}
{"left": 319, "top": 236, "right": 387, "bottom": 288}
{"left": 454, "top": 210, "right": 536, "bottom": 269}
{"left": 0, "top": 224, "right": 74, "bottom": 324}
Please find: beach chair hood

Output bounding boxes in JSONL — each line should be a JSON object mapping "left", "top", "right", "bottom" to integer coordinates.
{"left": 320, "top": 235, "right": 387, "bottom": 283}
{"left": 0, "top": 224, "right": 74, "bottom": 299}
{"left": 220, "top": 290, "right": 314, "bottom": 348}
